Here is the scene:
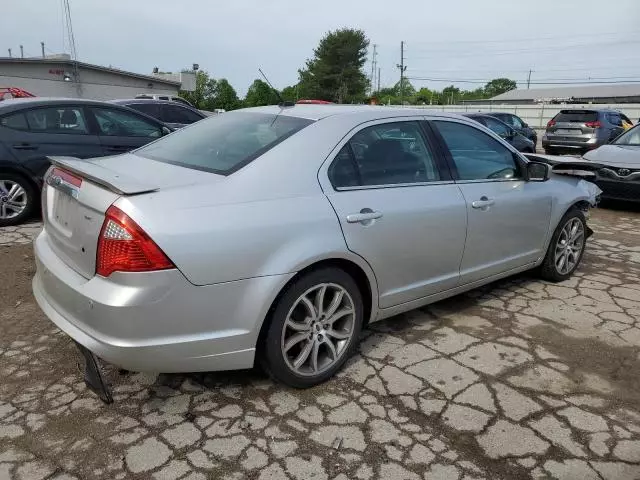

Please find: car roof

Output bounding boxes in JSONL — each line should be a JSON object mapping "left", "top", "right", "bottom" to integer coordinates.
{"left": 110, "top": 99, "right": 197, "bottom": 108}
{"left": 0, "top": 97, "right": 127, "bottom": 113}
{"left": 240, "top": 104, "right": 470, "bottom": 122}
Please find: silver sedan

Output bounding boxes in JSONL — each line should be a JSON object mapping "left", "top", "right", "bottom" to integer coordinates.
{"left": 32, "top": 106, "right": 601, "bottom": 394}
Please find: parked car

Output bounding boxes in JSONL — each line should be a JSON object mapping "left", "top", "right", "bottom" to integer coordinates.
{"left": 0, "top": 98, "right": 172, "bottom": 226}
{"left": 32, "top": 106, "right": 600, "bottom": 401}
{"left": 134, "top": 93, "right": 194, "bottom": 107}
{"left": 111, "top": 99, "right": 206, "bottom": 129}
{"left": 463, "top": 113, "right": 536, "bottom": 152}
{"left": 485, "top": 112, "right": 537, "bottom": 145}
{"left": 582, "top": 122, "right": 640, "bottom": 202}
{"left": 542, "top": 109, "right": 627, "bottom": 155}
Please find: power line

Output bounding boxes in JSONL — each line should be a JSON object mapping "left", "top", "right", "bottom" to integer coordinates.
{"left": 405, "top": 30, "right": 640, "bottom": 46}
{"left": 406, "top": 76, "right": 640, "bottom": 85}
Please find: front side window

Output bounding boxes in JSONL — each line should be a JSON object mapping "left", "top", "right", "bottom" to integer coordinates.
{"left": 433, "top": 120, "right": 520, "bottom": 181}
{"left": 93, "top": 108, "right": 162, "bottom": 138}
{"left": 136, "top": 111, "right": 313, "bottom": 175}
{"left": 509, "top": 115, "right": 524, "bottom": 129}
{"left": 0, "top": 112, "right": 29, "bottom": 131}
{"left": 126, "top": 103, "right": 160, "bottom": 119}
{"left": 24, "top": 107, "right": 89, "bottom": 134}
{"left": 329, "top": 121, "right": 440, "bottom": 188}
{"left": 613, "top": 124, "right": 640, "bottom": 146}
{"left": 483, "top": 117, "right": 511, "bottom": 138}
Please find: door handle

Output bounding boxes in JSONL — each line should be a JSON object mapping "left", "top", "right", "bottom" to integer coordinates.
{"left": 471, "top": 196, "right": 495, "bottom": 209}
{"left": 12, "top": 144, "right": 38, "bottom": 150}
{"left": 105, "top": 146, "right": 129, "bottom": 152}
{"left": 346, "top": 210, "right": 383, "bottom": 224}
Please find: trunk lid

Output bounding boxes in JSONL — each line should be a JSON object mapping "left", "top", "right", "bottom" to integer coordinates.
{"left": 548, "top": 110, "right": 599, "bottom": 139}
{"left": 43, "top": 154, "right": 223, "bottom": 279}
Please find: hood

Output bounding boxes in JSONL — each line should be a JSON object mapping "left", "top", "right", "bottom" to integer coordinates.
{"left": 582, "top": 144, "right": 640, "bottom": 168}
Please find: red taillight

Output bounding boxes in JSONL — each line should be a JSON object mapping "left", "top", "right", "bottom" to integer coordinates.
{"left": 585, "top": 121, "right": 601, "bottom": 128}
{"left": 96, "top": 205, "right": 174, "bottom": 277}
{"left": 547, "top": 120, "right": 556, "bottom": 127}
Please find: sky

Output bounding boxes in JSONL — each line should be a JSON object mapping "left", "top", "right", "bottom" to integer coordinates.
{"left": 2, "top": 0, "right": 640, "bottom": 96}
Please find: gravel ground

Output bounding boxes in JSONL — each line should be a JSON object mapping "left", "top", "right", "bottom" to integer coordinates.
{"left": 1, "top": 205, "right": 640, "bottom": 480}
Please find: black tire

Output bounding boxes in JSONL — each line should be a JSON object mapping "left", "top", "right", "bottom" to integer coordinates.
{"left": 261, "top": 267, "right": 364, "bottom": 388}
{"left": 0, "top": 173, "right": 37, "bottom": 227}
{"left": 539, "top": 209, "right": 587, "bottom": 282}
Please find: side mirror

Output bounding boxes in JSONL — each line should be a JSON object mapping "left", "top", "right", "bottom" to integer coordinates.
{"left": 162, "top": 126, "right": 172, "bottom": 136}
{"left": 527, "top": 161, "right": 550, "bottom": 182}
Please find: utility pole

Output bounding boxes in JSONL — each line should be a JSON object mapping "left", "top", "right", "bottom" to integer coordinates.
{"left": 369, "top": 44, "right": 377, "bottom": 95}
{"left": 396, "top": 41, "right": 407, "bottom": 105}
{"left": 7, "top": 48, "right": 11, "bottom": 58}
{"left": 41, "top": 41, "right": 45, "bottom": 58}
{"left": 377, "top": 68, "right": 381, "bottom": 93}
{"left": 19, "top": 45, "right": 24, "bottom": 58}
{"left": 527, "top": 69, "right": 532, "bottom": 89}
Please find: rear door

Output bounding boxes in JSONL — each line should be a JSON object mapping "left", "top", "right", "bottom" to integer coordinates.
{"left": 0, "top": 105, "right": 103, "bottom": 179}
{"left": 320, "top": 118, "right": 467, "bottom": 308}
{"left": 431, "top": 119, "right": 552, "bottom": 284}
{"left": 88, "top": 106, "right": 164, "bottom": 155}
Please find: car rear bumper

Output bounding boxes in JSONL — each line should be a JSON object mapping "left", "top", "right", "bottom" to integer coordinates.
{"left": 594, "top": 179, "right": 640, "bottom": 202}
{"left": 32, "top": 229, "right": 293, "bottom": 372}
{"left": 542, "top": 136, "right": 600, "bottom": 150}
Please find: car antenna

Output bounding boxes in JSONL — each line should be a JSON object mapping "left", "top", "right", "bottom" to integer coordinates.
{"left": 259, "top": 68, "right": 294, "bottom": 108}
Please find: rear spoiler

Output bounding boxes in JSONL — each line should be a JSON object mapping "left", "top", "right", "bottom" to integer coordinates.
{"left": 48, "top": 156, "right": 159, "bottom": 195}
{"left": 524, "top": 153, "right": 604, "bottom": 178}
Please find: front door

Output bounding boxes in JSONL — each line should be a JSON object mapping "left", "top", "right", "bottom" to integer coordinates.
{"left": 321, "top": 119, "right": 467, "bottom": 309}
{"left": 431, "top": 119, "right": 552, "bottom": 284}
{"left": 88, "top": 106, "right": 164, "bottom": 155}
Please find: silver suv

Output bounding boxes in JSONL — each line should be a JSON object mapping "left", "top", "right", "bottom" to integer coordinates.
{"left": 543, "top": 109, "right": 629, "bottom": 155}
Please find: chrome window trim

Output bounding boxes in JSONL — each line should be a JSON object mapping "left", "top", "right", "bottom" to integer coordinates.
{"left": 334, "top": 180, "right": 456, "bottom": 192}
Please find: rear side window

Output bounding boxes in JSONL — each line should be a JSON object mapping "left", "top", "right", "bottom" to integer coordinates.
{"left": 553, "top": 110, "right": 598, "bottom": 123}
{"left": 606, "top": 113, "right": 622, "bottom": 126}
{"left": 127, "top": 103, "right": 160, "bottom": 118}
{"left": 136, "top": 112, "right": 313, "bottom": 175}
{"left": 329, "top": 121, "right": 441, "bottom": 188}
{"left": 160, "top": 105, "right": 203, "bottom": 124}
{"left": 0, "top": 112, "right": 29, "bottom": 131}
{"left": 25, "top": 107, "right": 89, "bottom": 134}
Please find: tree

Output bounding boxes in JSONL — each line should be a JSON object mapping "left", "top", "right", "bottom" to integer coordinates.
{"left": 442, "top": 85, "right": 461, "bottom": 104}
{"left": 244, "top": 79, "right": 280, "bottom": 107}
{"left": 298, "top": 28, "right": 369, "bottom": 103}
{"left": 213, "top": 79, "right": 241, "bottom": 111}
{"left": 394, "top": 79, "right": 416, "bottom": 104}
{"left": 281, "top": 85, "right": 299, "bottom": 102}
{"left": 484, "top": 78, "right": 517, "bottom": 98}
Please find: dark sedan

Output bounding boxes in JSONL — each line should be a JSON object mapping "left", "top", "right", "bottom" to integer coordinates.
{"left": 0, "top": 98, "right": 171, "bottom": 226}
{"left": 463, "top": 114, "right": 536, "bottom": 153}
{"left": 110, "top": 99, "right": 206, "bottom": 129}
{"left": 486, "top": 112, "right": 537, "bottom": 146}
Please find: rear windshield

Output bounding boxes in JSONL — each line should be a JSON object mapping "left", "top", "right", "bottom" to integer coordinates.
{"left": 553, "top": 110, "right": 598, "bottom": 123}
{"left": 136, "top": 111, "right": 314, "bottom": 175}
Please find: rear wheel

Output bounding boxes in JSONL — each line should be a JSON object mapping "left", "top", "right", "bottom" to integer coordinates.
{"left": 261, "top": 268, "right": 363, "bottom": 388}
{"left": 0, "top": 174, "right": 36, "bottom": 227}
{"left": 539, "top": 209, "right": 587, "bottom": 282}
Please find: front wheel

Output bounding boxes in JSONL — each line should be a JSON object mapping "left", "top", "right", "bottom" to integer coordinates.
{"left": 539, "top": 209, "right": 587, "bottom": 282}
{"left": 261, "top": 268, "right": 363, "bottom": 388}
{"left": 0, "top": 174, "right": 36, "bottom": 227}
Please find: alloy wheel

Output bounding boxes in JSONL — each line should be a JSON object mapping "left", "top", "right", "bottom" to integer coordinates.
{"left": 280, "top": 283, "right": 355, "bottom": 376}
{"left": 0, "top": 180, "right": 28, "bottom": 220}
{"left": 554, "top": 218, "right": 584, "bottom": 275}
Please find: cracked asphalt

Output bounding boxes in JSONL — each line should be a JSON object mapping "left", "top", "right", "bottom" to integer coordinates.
{"left": 1, "top": 205, "right": 640, "bottom": 480}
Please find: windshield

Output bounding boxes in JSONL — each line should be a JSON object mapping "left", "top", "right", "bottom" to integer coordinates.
{"left": 136, "top": 111, "right": 314, "bottom": 175}
{"left": 613, "top": 124, "right": 640, "bottom": 146}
